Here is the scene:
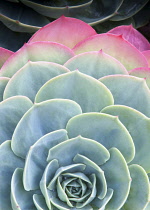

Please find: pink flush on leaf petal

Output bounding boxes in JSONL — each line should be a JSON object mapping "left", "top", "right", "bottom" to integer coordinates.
{"left": 73, "top": 33, "right": 148, "bottom": 71}
{"left": 129, "top": 67, "right": 150, "bottom": 88}
{"left": 108, "top": 25, "right": 150, "bottom": 52}
{"left": 143, "top": 50, "right": 150, "bottom": 67}
{"left": 28, "top": 16, "right": 97, "bottom": 49}
{"left": 0, "top": 47, "right": 14, "bottom": 68}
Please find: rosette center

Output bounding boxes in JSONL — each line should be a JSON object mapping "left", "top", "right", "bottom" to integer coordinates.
{"left": 56, "top": 172, "right": 97, "bottom": 207}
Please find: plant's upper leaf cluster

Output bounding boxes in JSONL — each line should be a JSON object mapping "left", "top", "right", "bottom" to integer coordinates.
{"left": 0, "top": 0, "right": 150, "bottom": 51}
{"left": 0, "top": 16, "right": 150, "bottom": 210}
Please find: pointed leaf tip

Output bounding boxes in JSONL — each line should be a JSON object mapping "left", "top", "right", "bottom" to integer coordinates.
{"left": 28, "top": 16, "right": 97, "bottom": 49}
{"left": 0, "top": 47, "right": 14, "bottom": 68}
{"left": 108, "top": 25, "right": 150, "bottom": 52}
{"left": 73, "top": 33, "right": 148, "bottom": 70}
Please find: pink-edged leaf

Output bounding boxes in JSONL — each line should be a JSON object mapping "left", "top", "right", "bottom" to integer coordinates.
{"left": 108, "top": 25, "right": 150, "bottom": 52}
{"left": 73, "top": 33, "right": 148, "bottom": 71}
{"left": 143, "top": 50, "right": 150, "bottom": 67}
{"left": 0, "top": 47, "right": 14, "bottom": 68}
{"left": 129, "top": 67, "right": 150, "bottom": 89}
{"left": 28, "top": 16, "right": 97, "bottom": 49}
{"left": 0, "top": 41, "right": 74, "bottom": 78}
{"left": 64, "top": 50, "right": 128, "bottom": 79}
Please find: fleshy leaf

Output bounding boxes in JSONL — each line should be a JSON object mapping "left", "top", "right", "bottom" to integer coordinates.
{"left": 110, "top": 0, "right": 149, "bottom": 21}
{"left": 129, "top": 67, "right": 150, "bottom": 89}
{"left": 57, "top": 176, "right": 74, "bottom": 207}
{"left": 48, "top": 190, "right": 92, "bottom": 210}
{"left": 48, "top": 191, "right": 71, "bottom": 210}
{"left": 0, "top": 47, "right": 13, "bottom": 68}
{"left": 47, "top": 164, "right": 86, "bottom": 191}
{"left": 20, "top": 0, "right": 93, "bottom": 19}
{"left": 3, "top": 61, "right": 69, "bottom": 102}
{"left": 145, "top": 201, "right": 150, "bottom": 210}
{"left": 108, "top": 25, "right": 150, "bottom": 51}
{"left": 60, "top": 172, "right": 91, "bottom": 185}
{"left": 33, "top": 194, "right": 49, "bottom": 210}
{"left": 70, "top": 190, "right": 91, "bottom": 204}
{"left": 99, "top": 75, "right": 150, "bottom": 117}
{"left": 143, "top": 50, "right": 150, "bottom": 67}
{"left": 122, "top": 164, "right": 150, "bottom": 210}
{"left": 20, "top": 0, "right": 123, "bottom": 26}
{"left": 0, "top": 141, "right": 24, "bottom": 209}
{"left": 101, "top": 148, "right": 131, "bottom": 210}
{"left": 101, "top": 105, "right": 150, "bottom": 172}
{"left": 76, "top": 174, "right": 96, "bottom": 208}
{"left": 73, "top": 154, "right": 107, "bottom": 199}
{"left": 11, "top": 99, "right": 82, "bottom": 158}
{"left": 62, "top": 178, "right": 79, "bottom": 193}
{"left": 66, "top": 113, "right": 135, "bottom": 163}
{"left": 28, "top": 16, "right": 97, "bottom": 48}
{"left": 91, "top": 188, "right": 113, "bottom": 209}
{"left": 0, "top": 42, "right": 74, "bottom": 78}
{"left": 23, "top": 129, "right": 68, "bottom": 191}
{"left": 73, "top": 33, "right": 148, "bottom": 70}
{"left": 11, "top": 168, "right": 37, "bottom": 210}
{"left": 47, "top": 136, "right": 110, "bottom": 166}
{"left": 0, "top": 96, "right": 33, "bottom": 144}
{"left": 0, "top": 1, "right": 49, "bottom": 33}
{"left": 35, "top": 71, "right": 114, "bottom": 113}
{"left": 64, "top": 50, "right": 128, "bottom": 79}
{"left": 40, "top": 159, "right": 59, "bottom": 209}
{"left": 0, "top": 77, "right": 9, "bottom": 102}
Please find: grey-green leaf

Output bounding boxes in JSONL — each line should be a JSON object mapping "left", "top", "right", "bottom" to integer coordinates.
{"left": 47, "top": 136, "right": 110, "bottom": 166}
{"left": 91, "top": 188, "right": 113, "bottom": 209}
{"left": 101, "top": 105, "right": 150, "bottom": 172}
{"left": 3, "top": 61, "right": 69, "bottom": 102}
{"left": 64, "top": 50, "right": 128, "bottom": 79}
{"left": 33, "top": 194, "right": 49, "bottom": 210}
{"left": 35, "top": 71, "right": 114, "bottom": 112}
{"left": 0, "top": 141, "right": 24, "bottom": 210}
{"left": 0, "top": 77, "right": 9, "bottom": 102}
{"left": 48, "top": 164, "right": 86, "bottom": 190}
{"left": 23, "top": 129, "right": 68, "bottom": 191}
{"left": 0, "top": 96, "right": 33, "bottom": 144}
{"left": 101, "top": 148, "right": 131, "bottom": 210}
{"left": 11, "top": 168, "right": 37, "bottom": 210}
{"left": 99, "top": 75, "right": 150, "bottom": 117}
{"left": 73, "top": 154, "right": 107, "bottom": 199}
{"left": 11, "top": 99, "right": 82, "bottom": 158}
{"left": 40, "top": 159, "right": 59, "bottom": 209}
{"left": 122, "top": 164, "right": 150, "bottom": 210}
{"left": 67, "top": 113, "right": 135, "bottom": 163}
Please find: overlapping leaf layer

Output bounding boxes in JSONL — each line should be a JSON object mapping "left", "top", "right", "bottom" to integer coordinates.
{"left": 0, "top": 0, "right": 150, "bottom": 51}
{"left": 0, "top": 17, "right": 150, "bottom": 210}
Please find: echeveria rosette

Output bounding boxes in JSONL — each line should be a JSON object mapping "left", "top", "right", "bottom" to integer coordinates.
{"left": 0, "top": 17, "right": 150, "bottom": 210}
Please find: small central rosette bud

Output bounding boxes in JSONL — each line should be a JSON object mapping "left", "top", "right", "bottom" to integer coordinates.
{"left": 57, "top": 173, "right": 95, "bottom": 204}
{"left": 37, "top": 133, "right": 111, "bottom": 209}
{"left": 46, "top": 167, "right": 98, "bottom": 208}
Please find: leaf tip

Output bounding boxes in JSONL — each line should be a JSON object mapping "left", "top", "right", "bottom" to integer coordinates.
{"left": 99, "top": 49, "right": 103, "bottom": 54}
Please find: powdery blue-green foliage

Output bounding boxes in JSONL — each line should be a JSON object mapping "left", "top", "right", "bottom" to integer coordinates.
{"left": 1, "top": 60, "right": 150, "bottom": 210}
{"left": 0, "top": 17, "right": 150, "bottom": 210}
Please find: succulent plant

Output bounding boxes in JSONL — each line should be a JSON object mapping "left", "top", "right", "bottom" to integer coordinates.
{"left": 0, "top": 0, "right": 150, "bottom": 51}
{"left": 0, "top": 16, "right": 150, "bottom": 209}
